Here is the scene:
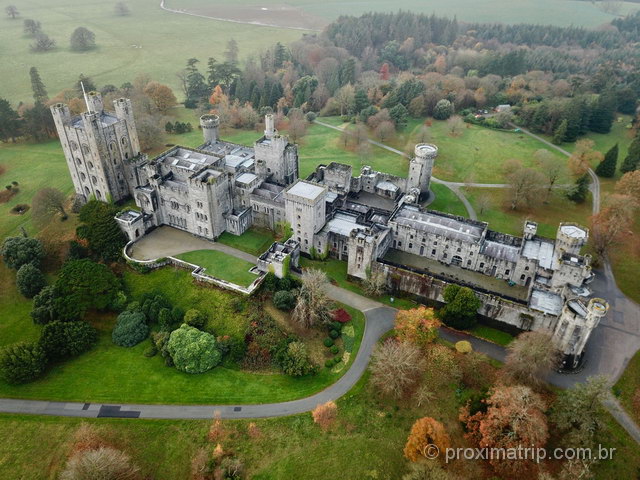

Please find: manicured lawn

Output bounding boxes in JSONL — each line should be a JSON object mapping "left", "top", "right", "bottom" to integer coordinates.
{"left": 428, "top": 182, "right": 469, "bottom": 217}
{"left": 469, "top": 324, "right": 514, "bottom": 346}
{"left": 609, "top": 214, "right": 640, "bottom": 304}
{"left": 176, "top": 249, "right": 258, "bottom": 287}
{"left": 614, "top": 350, "right": 640, "bottom": 424}
{"left": 217, "top": 228, "right": 277, "bottom": 256}
{"left": 462, "top": 187, "right": 592, "bottom": 239}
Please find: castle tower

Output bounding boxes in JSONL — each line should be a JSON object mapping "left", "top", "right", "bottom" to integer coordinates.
{"left": 200, "top": 114, "right": 220, "bottom": 144}
{"left": 523, "top": 220, "right": 538, "bottom": 240}
{"left": 554, "top": 223, "right": 588, "bottom": 264}
{"left": 264, "top": 113, "right": 276, "bottom": 139}
{"left": 50, "top": 93, "right": 140, "bottom": 204}
{"left": 284, "top": 180, "right": 327, "bottom": 254}
{"left": 407, "top": 143, "right": 437, "bottom": 198}
{"left": 255, "top": 114, "right": 299, "bottom": 186}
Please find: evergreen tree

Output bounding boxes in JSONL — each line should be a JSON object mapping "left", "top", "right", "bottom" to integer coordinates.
{"left": 595, "top": 143, "right": 618, "bottom": 177}
{"left": 567, "top": 174, "right": 590, "bottom": 203}
{"left": 621, "top": 135, "right": 640, "bottom": 173}
{"left": 75, "top": 74, "right": 96, "bottom": 95}
{"left": 76, "top": 200, "right": 127, "bottom": 262}
{"left": 22, "top": 102, "right": 55, "bottom": 141}
{"left": 0, "top": 98, "right": 22, "bottom": 142}
{"left": 184, "top": 58, "right": 209, "bottom": 108}
{"left": 389, "top": 103, "right": 409, "bottom": 129}
{"left": 588, "top": 91, "right": 616, "bottom": 134}
{"left": 29, "top": 67, "right": 48, "bottom": 103}
{"left": 273, "top": 42, "right": 287, "bottom": 69}
{"left": 552, "top": 119, "right": 568, "bottom": 144}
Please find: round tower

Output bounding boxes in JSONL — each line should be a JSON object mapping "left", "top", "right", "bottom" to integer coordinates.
{"left": 407, "top": 143, "right": 438, "bottom": 198}
{"left": 200, "top": 114, "right": 220, "bottom": 144}
{"left": 587, "top": 298, "right": 609, "bottom": 323}
{"left": 264, "top": 113, "right": 276, "bottom": 139}
{"left": 555, "top": 223, "right": 588, "bottom": 260}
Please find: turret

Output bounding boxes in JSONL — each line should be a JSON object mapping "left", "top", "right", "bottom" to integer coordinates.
{"left": 200, "top": 114, "right": 220, "bottom": 144}
{"left": 85, "top": 91, "right": 104, "bottom": 114}
{"left": 407, "top": 143, "right": 437, "bottom": 198}
{"left": 554, "top": 223, "right": 588, "bottom": 263}
{"left": 264, "top": 113, "right": 276, "bottom": 139}
{"left": 523, "top": 220, "right": 538, "bottom": 240}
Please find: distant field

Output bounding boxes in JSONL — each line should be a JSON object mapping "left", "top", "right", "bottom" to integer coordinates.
{"left": 171, "top": 0, "right": 639, "bottom": 28}
{"left": 0, "top": 0, "right": 304, "bottom": 104}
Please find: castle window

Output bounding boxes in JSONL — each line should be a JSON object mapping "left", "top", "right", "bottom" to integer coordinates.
{"left": 525, "top": 266, "right": 529, "bottom": 271}
{"left": 75, "top": 158, "right": 82, "bottom": 166}
{"left": 84, "top": 186, "right": 90, "bottom": 196}
{"left": 398, "top": 241, "right": 402, "bottom": 247}
{"left": 521, "top": 274, "right": 526, "bottom": 280}
{"left": 95, "top": 190, "right": 102, "bottom": 200}
{"left": 89, "top": 162, "right": 94, "bottom": 169}
{"left": 467, "top": 260, "right": 472, "bottom": 266}
{"left": 433, "top": 241, "right": 437, "bottom": 246}
{"left": 113, "top": 158, "right": 117, "bottom": 165}
{"left": 409, "top": 243, "right": 413, "bottom": 249}
{"left": 70, "top": 141, "right": 78, "bottom": 151}
{"left": 80, "top": 172, "right": 86, "bottom": 181}
{"left": 443, "top": 253, "right": 448, "bottom": 259}
{"left": 121, "top": 137, "right": 127, "bottom": 146}
{"left": 480, "top": 262, "right": 484, "bottom": 268}
{"left": 457, "top": 247, "right": 461, "bottom": 253}
{"left": 432, "top": 249, "right": 436, "bottom": 255}
{"left": 82, "top": 145, "right": 90, "bottom": 154}
{"left": 91, "top": 176, "right": 97, "bottom": 185}
{"left": 505, "top": 269, "right": 510, "bottom": 275}
{"left": 109, "top": 142, "right": 115, "bottom": 152}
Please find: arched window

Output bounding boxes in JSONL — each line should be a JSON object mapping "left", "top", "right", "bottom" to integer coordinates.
{"left": 80, "top": 172, "right": 86, "bottom": 181}
{"left": 121, "top": 137, "right": 127, "bottom": 146}
{"left": 70, "top": 141, "right": 78, "bottom": 151}
{"left": 84, "top": 186, "right": 90, "bottom": 196}
{"left": 82, "top": 144, "right": 90, "bottom": 154}
{"left": 91, "top": 175, "right": 97, "bottom": 185}
{"left": 95, "top": 190, "right": 102, "bottom": 200}
{"left": 89, "top": 162, "right": 94, "bottom": 169}
{"left": 109, "top": 142, "right": 116, "bottom": 152}
{"left": 75, "top": 157, "right": 82, "bottom": 166}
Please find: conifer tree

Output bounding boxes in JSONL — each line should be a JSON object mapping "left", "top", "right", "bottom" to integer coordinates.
{"left": 621, "top": 135, "right": 640, "bottom": 173}
{"left": 29, "top": 67, "right": 48, "bottom": 103}
{"left": 595, "top": 143, "right": 618, "bottom": 177}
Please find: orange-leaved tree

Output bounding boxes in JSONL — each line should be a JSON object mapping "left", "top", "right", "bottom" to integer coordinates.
{"left": 403, "top": 417, "right": 451, "bottom": 462}
{"left": 395, "top": 306, "right": 441, "bottom": 348}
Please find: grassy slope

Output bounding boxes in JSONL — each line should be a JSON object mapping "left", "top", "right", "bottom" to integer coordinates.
{"left": 176, "top": 249, "right": 258, "bottom": 287}
{"left": 217, "top": 228, "right": 277, "bottom": 256}
{"left": 0, "top": 0, "right": 303, "bottom": 104}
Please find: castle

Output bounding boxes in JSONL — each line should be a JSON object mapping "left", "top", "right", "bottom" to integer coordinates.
{"left": 51, "top": 93, "right": 608, "bottom": 369}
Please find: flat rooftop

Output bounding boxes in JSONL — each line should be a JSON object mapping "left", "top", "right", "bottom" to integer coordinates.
{"left": 393, "top": 205, "right": 486, "bottom": 244}
{"left": 560, "top": 224, "right": 587, "bottom": 239}
{"left": 522, "top": 238, "right": 555, "bottom": 270}
{"left": 530, "top": 289, "right": 564, "bottom": 316}
{"left": 286, "top": 181, "right": 326, "bottom": 200}
{"left": 383, "top": 248, "right": 530, "bottom": 302}
{"left": 323, "top": 212, "right": 367, "bottom": 237}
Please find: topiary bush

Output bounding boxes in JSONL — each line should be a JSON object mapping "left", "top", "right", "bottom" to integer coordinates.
{"left": 167, "top": 324, "right": 221, "bottom": 374}
{"left": 112, "top": 311, "right": 149, "bottom": 347}
{"left": 329, "top": 329, "right": 340, "bottom": 339}
{"left": 39, "top": 321, "right": 97, "bottom": 360}
{"left": 323, "top": 338, "right": 334, "bottom": 348}
{"left": 1, "top": 236, "right": 44, "bottom": 270}
{"left": 330, "top": 345, "right": 340, "bottom": 355}
{"left": 30, "top": 285, "right": 59, "bottom": 325}
{"left": 455, "top": 340, "right": 473, "bottom": 354}
{"left": 16, "top": 263, "right": 46, "bottom": 298}
{"left": 0, "top": 342, "right": 47, "bottom": 384}
{"left": 273, "top": 290, "right": 296, "bottom": 311}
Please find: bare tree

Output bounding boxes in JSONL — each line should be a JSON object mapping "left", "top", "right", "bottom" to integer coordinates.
{"left": 30, "top": 33, "right": 56, "bottom": 53}
{"left": 362, "top": 269, "right": 386, "bottom": 297}
{"left": 506, "top": 166, "right": 546, "bottom": 210}
{"left": 31, "top": 188, "right": 67, "bottom": 227}
{"left": 357, "top": 142, "right": 371, "bottom": 165}
{"left": 534, "top": 148, "right": 563, "bottom": 199}
{"left": 447, "top": 115, "right": 464, "bottom": 136}
{"left": 502, "top": 331, "right": 561, "bottom": 388}
{"left": 288, "top": 111, "right": 308, "bottom": 143}
{"left": 5, "top": 5, "right": 19, "bottom": 19}
{"left": 475, "top": 193, "right": 492, "bottom": 215}
{"left": 370, "top": 339, "right": 425, "bottom": 398}
{"left": 375, "top": 121, "right": 395, "bottom": 142}
{"left": 292, "top": 269, "right": 334, "bottom": 328}
{"left": 114, "top": 2, "right": 130, "bottom": 16}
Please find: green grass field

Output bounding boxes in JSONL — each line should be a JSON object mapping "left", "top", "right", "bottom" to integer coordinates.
{"left": 176, "top": 249, "right": 258, "bottom": 287}
{"left": 0, "top": 0, "right": 304, "bottom": 104}
{"left": 428, "top": 183, "right": 468, "bottom": 217}
{"left": 217, "top": 228, "right": 277, "bottom": 256}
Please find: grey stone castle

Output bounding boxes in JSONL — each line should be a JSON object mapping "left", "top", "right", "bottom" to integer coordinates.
{"left": 51, "top": 93, "right": 608, "bottom": 369}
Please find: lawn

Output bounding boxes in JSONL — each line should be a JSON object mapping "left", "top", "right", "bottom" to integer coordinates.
{"left": 0, "top": 0, "right": 304, "bottom": 104}
{"left": 469, "top": 324, "right": 514, "bottom": 346}
{"left": 614, "top": 350, "right": 640, "bottom": 424}
{"left": 217, "top": 228, "right": 277, "bottom": 256}
{"left": 175, "top": 249, "right": 258, "bottom": 287}
{"left": 428, "top": 182, "right": 469, "bottom": 217}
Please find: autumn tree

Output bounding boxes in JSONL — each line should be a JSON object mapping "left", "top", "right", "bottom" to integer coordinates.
{"left": 292, "top": 269, "right": 333, "bottom": 328}
{"left": 288, "top": 109, "right": 308, "bottom": 143}
{"left": 31, "top": 187, "right": 67, "bottom": 227}
{"left": 502, "top": 331, "right": 560, "bottom": 388}
{"left": 404, "top": 417, "right": 451, "bottom": 462}
{"left": 589, "top": 193, "right": 637, "bottom": 259}
{"left": 370, "top": 339, "right": 425, "bottom": 398}
{"left": 402, "top": 461, "right": 452, "bottom": 480}
{"left": 375, "top": 120, "right": 395, "bottom": 142}
{"left": 505, "top": 162, "right": 546, "bottom": 210}
{"left": 475, "top": 193, "right": 492, "bottom": 214}
{"left": 395, "top": 306, "right": 441, "bottom": 348}
{"left": 615, "top": 170, "right": 640, "bottom": 203}
{"left": 461, "top": 385, "right": 548, "bottom": 478}
{"left": 312, "top": 401, "right": 337, "bottom": 431}
{"left": 534, "top": 149, "right": 562, "bottom": 198}
{"left": 447, "top": 115, "right": 464, "bottom": 136}
{"left": 143, "top": 82, "right": 177, "bottom": 113}
{"left": 569, "top": 139, "right": 602, "bottom": 176}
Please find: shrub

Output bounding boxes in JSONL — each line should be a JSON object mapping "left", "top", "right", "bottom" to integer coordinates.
{"left": 312, "top": 401, "right": 337, "bottom": 431}
{"left": 0, "top": 342, "right": 47, "bottom": 384}
{"left": 30, "top": 285, "right": 58, "bottom": 324}
{"left": 184, "top": 308, "right": 206, "bottom": 329}
{"left": 330, "top": 345, "right": 340, "bottom": 355}
{"left": 280, "top": 341, "right": 316, "bottom": 377}
{"left": 455, "top": 340, "right": 473, "bottom": 354}
{"left": 139, "top": 292, "right": 172, "bottom": 324}
{"left": 152, "top": 331, "right": 173, "bottom": 366}
{"left": 1, "top": 236, "right": 44, "bottom": 270}
{"left": 109, "top": 291, "right": 128, "bottom": 312}
{"left": 112, "top": 311, "right": 149, "bottom": 347}
{"left": 16, "top": 263, "right": 46, "bottom": 298}
{"left": 330, "top": 321, "right": 343, "bottom": 332}
{"left": 167, "top": 324, "right": 221, "bottom": 374}
{"left": 325, "top": 359, "right": 334, "bottom": 368}
{"left": 39, "top": 321, "right": 97, "bottom": 360}
{"left": 332, "top": 308, "right": 351, "bottom": 323}
{"left": 273, "top": 290, "right": 296, "bottom": 311}
{"left": 438, "top": 285, "right": 481, "bottom": 330}
{"left": 329, "top": 329, "right": 340, "bottom": 339}
{"left": 323, "top": 338, "right": 334, "bottom": 348}
{"left": 60, "top": 446, "right": 139, "bottom": 480}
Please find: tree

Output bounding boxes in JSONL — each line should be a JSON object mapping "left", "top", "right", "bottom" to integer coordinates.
{"left": 29, "top": 67, "right": 48, "bottom": 103}
{"left": 5, "top": 5, "right": 18, "bottom": 19}
{"left": 621, "top": 135, "right": 640, "bottom": 173}
{"left": 31, "top": 187, "right": 67, "bottom": 227}
{"left": 404, "top": 417, "right": 451, "bottom": 462}
{"left": 288, "top": 114, "right": 308, "bottom": 143}
{"left": 273, "top": 290, "right": 296, "bottom": 311}
{"left": 433, "top": 99, "right": 453, "bottom": 120}
{"left": 22, "top": 101, "right": 55, "bottom": 140}
{"left": 370, "top": 339, "right": 425, "bottom": 398}
{"left": 280, "top": 341, "right": 316, "bottom": 377}
{"left": 312, "top": 401, "right": 337, "bottom": 431}
{"left": 475, "top": 193, "right": 492, "bottom": 214}
{"left": 503, "top": 331, "right": 560, "bottom": 388}
{"left": 55, "top": 259, "right": 121, "bottom": 317}
{"left": 551, "top": 375, "right": 609, "bottom": 448}
{"left": 552, "top": 119, "right": 568, "bottom": 144}
{"left": 77, "top": 200, "right": 127, "bottom": 262}
{"left": 395, "top": 306, "right": 441, "bottom": 348}
{"left": 30, "top": 285, "right": 59, "bottom": 324}
{"left": 143, "top": 81, "right": 177, "bottom": 113}
{"left": 224, "top": 38, "right": 239, "bottom": 65}
{"left": 60, "top": 447, "right": 139, "bottom": 480}
{"left": 375, "top": 120, "right": 395, "bottom": 142}
{"left": 461, "top": 385, "right": 548, "bottom": 478}
{"left": 1, "top": 236, "right": 44, "bottom": 270}
{"left": 402, "top": 461, "right": 452, "bottom": 480}
{"left": 534, "top": 149, "right": 562, "bottom": 198}
{"left": 112, "top": 311, "right": 148, "bottom": 347}
{"left": 615, "top": 170, "right": 640, "bottom": 203}
{"left": 16, "top": 263, "right": 46, "bottom": 298}
{"left": 595, "top": 143, "right": 618, "bottom": 178}
{"left": 506, "top": 165, "right": 546, "bottom": 210}
{"left": 0, "top": 98, "right": 23, "bottom": 142}
{"left": 293, "top": 269, "right": 333, "bottom": 328}
{"left": 447, "top": 115, "right": 464, "bottom": 136}
{"left": 569, "top": 139, "right": 601, "bottom": 176}
{"left": 183, "top": 308, "right": 206, "bottom": 329}
{"left": 0, "top": 342, "right": 47, "bottom": 384}
{"left": 75, "top": 74, "right": 96, "bottom": 96}
{"left": 437, "top": 285, "right": 481, "bottom": 330}
{"left": 590, "top": 193, "right": 637, "bottom": 259}
{"left": 23, "top": 19, "right": 41, "bottom": 37}
{"left": 389, "top": 103, "right": 409, "bottom": 129}
{"left": 39, "top": 321, "right": 97, "bottom": 360}
{"left": 30, "top": 33, "right": 56, "bottom": 52}
{"left": 567, "top": 173, "right": 590, "bottom": 203}
{"left": 362, "top": 269, "right": 386, "bottom": 297}
{"left": 167, "top": 324, "right": 222, "bottom": 374}
{"left": 70, "top": 27, "right": 96, "bottom": 51}
{"left": 114, "top": 2, "right": 130, "bottom": 16}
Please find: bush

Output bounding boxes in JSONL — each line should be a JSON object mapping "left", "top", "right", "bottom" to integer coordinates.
{"left": 280, "top": 341, "right": 316, "bottom": 377}
{"left": 16, "top": 263, "right": 46, "bottom": 298}
{"left": 325, "top": 359, "right": 335, "bottom": 368}
{"left": 323, "top": 338, "right": 334, "bottom": 348}
{"left": 332, "top": 308, "right": 351, "bottom": 323}
{"left": 167, "top": 324, "right": 222, "bottom": 374}
{"left": 0, "top": 342, "right": 47, "bottom": 384}
{"left": 60, "top": 446, "right": 140, "bottom": 480}
{"left": 152, "top": 331, "right": 173, "bottom": 366}
{"left": 184, "top": 308, "right": 206, "bottom": 329}
{"left": 30, "top": 285, "right": 58, "bottom": 324}
{"left": 455, "top": 340, "right": 473, "bottom": 354}
{"left": 112, "top": 311, "right": 149, "bottom": 347}
{"left": 329, "top": 329, "right": 340, "bottom": 339}
{"left": 438, "top": 285, "right": 481, "bottom": 330}
{"left": 109, "top": 291, "right": 128, "bottom": 312}
{"left": 139, "top": 292, "right": 172, "bottom": 324}
{"left": 39, "top": 321, "right": 97, "bottom": 360}
{"left": 330, "top": 345, "right": 340, "bottom": 355}
{"left": 1, "top": 236, "right": 44, "bottom": 270}
{"left": 273, "top": 290, "right": 296, "bottom": 311}
{"left": 330, "top": 321, "right": 344, "bottom": 332}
